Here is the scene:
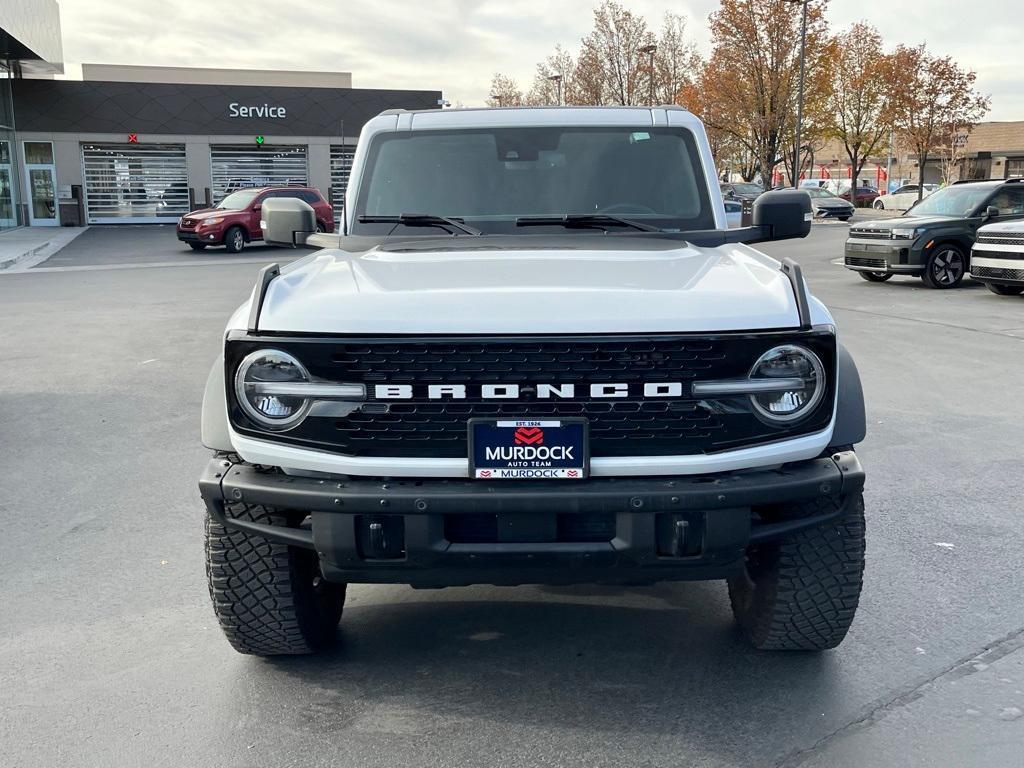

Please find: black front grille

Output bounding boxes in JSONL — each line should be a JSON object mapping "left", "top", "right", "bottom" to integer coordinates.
{"left": 845, "top": 256, "right": 887, "bottom": 269}
{"left": 849, "top": 229, "right": 891, "bottom": 240}
{"left": 976, "top": 234, "right": 1024, "bottom": 246}
{"left": 336, "top": 400, "right": 723, "bottom": 457}
{"left": 326, "top": 339, "right": 725, "bottom": 383}
{"left": 972, "top": 264, "right": 1024, "bottom": 281}
{"left": 227, "top": 332, "right": 837, "bottom": 459}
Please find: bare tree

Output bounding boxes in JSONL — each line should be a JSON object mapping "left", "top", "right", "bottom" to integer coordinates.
{"left": 936, "top": 129, "right": 971, "bottom": 185}
{"left": 888, "top": 44, "right": 990, "bottom": 200}
{"left": 654, "top": 12, "right": 701, "bottom": 105}
{"left": 526, "top": 46, "right": 575, "bottom": 105}
{"left": 578, "top": 0, "right": 655, "bottom": 106}
{"left": 486, "top": 74, "right": 525, "bottom": 108}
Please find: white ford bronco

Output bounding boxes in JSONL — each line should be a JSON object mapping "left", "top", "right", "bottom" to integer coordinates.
{"left": 199, "top": 106, "right": 867, "bottom": 656}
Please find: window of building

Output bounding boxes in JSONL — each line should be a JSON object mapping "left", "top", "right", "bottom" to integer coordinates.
{"left": 1007, "top": 158, "right": 1024, "bottom": 179}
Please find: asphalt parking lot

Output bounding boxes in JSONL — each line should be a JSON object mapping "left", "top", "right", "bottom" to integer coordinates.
{"left": 1, "top": 223, "right": 1022, "bottom": 768}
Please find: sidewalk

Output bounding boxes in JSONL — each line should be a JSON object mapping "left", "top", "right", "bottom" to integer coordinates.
{"left": 0, "top": 226, "right": 89, "bottom": 271}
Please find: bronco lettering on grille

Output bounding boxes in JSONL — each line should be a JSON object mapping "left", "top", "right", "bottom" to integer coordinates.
{"left": 373, "top": 383, "right": 686, "bottom": 400}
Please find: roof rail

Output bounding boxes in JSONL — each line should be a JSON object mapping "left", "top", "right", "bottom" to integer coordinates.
{"left": 953, "top": 177, "right": 1023, "bottom": 185}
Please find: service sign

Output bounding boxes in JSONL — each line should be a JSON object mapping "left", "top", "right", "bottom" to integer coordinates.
{"left": 469, "top": 419, "right": 588, "bottom": 479}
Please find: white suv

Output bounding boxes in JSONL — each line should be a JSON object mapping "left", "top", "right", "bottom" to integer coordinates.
{"left": 199, "top": 106, "right": 868, "bottom": 656}
{"left": 971, "top": 220, "right": 1024, "bottom": 295}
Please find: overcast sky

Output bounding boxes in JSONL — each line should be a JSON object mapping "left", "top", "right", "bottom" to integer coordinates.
{"left": 55, "top": 0, "right": 1022, "bottom": 120}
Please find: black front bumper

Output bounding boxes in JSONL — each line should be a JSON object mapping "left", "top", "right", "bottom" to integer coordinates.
{"left": 199, "top": 452, "right": 864, "bottom": 587}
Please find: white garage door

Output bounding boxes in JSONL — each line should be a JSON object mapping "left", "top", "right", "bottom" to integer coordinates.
{"left": 82, "top": 143, "right": 188, "bottom": 223}
{"left": 210, "top": 145, "right": 308, "bottom": 203}
{"left": 330, "top": 144, "right": 356, "bottom": 223}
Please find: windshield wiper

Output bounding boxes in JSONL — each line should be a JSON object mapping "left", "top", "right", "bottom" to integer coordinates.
{"left": 358, "top": 213, "right": 481, "bottom": 236}
{"left": 516, "top": 214, "right": 663, "bottom": 232}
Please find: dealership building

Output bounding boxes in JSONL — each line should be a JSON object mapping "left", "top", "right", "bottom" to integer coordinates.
{"left": 1, "top": 3, "right": 441, "bottom": 230}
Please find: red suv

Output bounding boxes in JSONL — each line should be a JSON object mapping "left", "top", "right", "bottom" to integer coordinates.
{"left": 177, "top": 187, "right": 334, "bottom": 253}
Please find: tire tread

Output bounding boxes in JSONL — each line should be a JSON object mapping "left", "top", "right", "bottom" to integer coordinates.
{"left": 728, "top": 494, "right": 865, "bottom": 651}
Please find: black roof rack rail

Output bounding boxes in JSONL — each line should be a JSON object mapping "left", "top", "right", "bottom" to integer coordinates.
{"left": 781, "top": 258, "right": 812, "bottom": 330}
{"left": 952, "top": 177, "right": 1023, "bottom": 185}
{"left": 247, "top": 263, "right": 280, "bottom": 333}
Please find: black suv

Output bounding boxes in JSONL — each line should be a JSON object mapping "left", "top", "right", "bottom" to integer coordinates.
{"left": 720, "top": 181, "right": 764, "bottom": 202}
{"left": 844, "top": 178, "right": 1024, "bottom": 288}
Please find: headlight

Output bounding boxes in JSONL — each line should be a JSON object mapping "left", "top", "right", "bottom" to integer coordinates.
{"left": 891, "top": 227, "right": 919, "bottom": 239}
{"left": 234, "top": 349, "right": 312, "bottom": 430}
{"left": 200, "top": 217, "right": 224, "bottom": 227}
{"left": 748, "top": 345, "right": 825, "bottom": 423}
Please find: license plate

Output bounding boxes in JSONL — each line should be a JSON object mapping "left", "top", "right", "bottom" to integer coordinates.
{"left": 468, "top": 419, "right": 589, "bottom": 479}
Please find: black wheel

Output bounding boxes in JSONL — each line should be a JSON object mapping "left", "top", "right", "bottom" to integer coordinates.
{"left": 206, "top": 502, "right": 347, "bottom": 656}
{"left": 316, "top": 223, "right": 325, "bottom": 233}
{"left": 872, "top": 199, "right": 884, "bottom": 210}
{"left": 858, "top": 271, "right": 892, "bottom": 282}
{"left": 224, "top": 226, "right": 245, "bottom": 254}
{"left": 728, "top": 493, "right": 865, "bottom": 651}
{"left": 922, "top": 244, "right": 966, "bottom": 288}
{"left": 839, "top": 216, "right": 851, "bottom": 222}
{"left": 188, "top": 242, "right": 207, "bottom": 251}
{"left": 986, "top": 283, "right": 1024, "bottom": 296}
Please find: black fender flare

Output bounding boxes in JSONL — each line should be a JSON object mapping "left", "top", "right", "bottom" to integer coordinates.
{"left": 829, "top": 342, "right": 866, "bottom": 449}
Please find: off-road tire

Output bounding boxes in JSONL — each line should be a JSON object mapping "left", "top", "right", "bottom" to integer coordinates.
{"left": 858, "top": 271, "right": 892, "bottom": 283}
{"left": 188, "top": 242, "right": 207, "bottom": 251}
{"left": 224, "top": 226, "right": 245, "bottom": 254}
{"left": 206, "top": 502, "right": 346, "bottom": 656}
{"left": 986, "top": 283, "right": 1024, "bottom": 296}
{"left": 728, "top": 493, "right": 865, "bottom": 651}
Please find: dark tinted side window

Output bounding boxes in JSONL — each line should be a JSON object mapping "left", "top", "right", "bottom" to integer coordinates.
{"left": 989, "top": 187, "right": 1024, "bottom": 215}
{"left": 298, "top": 191, "right": 321, "bottom": 204}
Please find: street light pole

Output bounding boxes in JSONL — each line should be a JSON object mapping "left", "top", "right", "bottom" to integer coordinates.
{"left": 640, "top": 44, "right": 657, "bottom": 106}
{"left": 547, "top": 74, "right": 563, "bottom": 106}
{"left": 785, "top": 0, "right": 809, "bottom": 188}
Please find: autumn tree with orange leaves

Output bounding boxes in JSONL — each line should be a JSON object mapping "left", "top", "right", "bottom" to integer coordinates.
{"left": 887, "top": 44, "right": 989, "bottom": 197}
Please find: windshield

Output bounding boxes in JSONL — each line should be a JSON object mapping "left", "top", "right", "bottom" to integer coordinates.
{"left": 906, "top": 185, "right": 991, "bottom": 217}
{"left": 805, "top": 188, "right": 837, "bottom": 199}
{"left": 352, "top": 127, "right": 714, "bottom": 235}
{"left": 216, "top": 190, "right": 260, "bottom": 210}
{"left": 730, "top": 182, "right": 763, "bottom": 196}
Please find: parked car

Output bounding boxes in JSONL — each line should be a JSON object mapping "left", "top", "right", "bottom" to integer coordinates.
{"left": 199, "top": 106, "right": 869, "bottom": 657}
{"left": 719, "top": 181, "right": 764, "bottom": 202}
{"left": 844, "top": 178, "right": 1024, "bottom": 288}
{"left": 837, "top": 182, "right": 880, "bottom": 207}
{"left": 970, "top": 220, "right": 1024, "bottom": 295}
{"left": 724, "top": 199, "right": 743, "bottom": 228}
{"left": 176, "top": 186, "right": 334, "bottom": 253}
{"left": 873, "top": 183, "right": 939, "bottom": 212}
{"left": 805, "top": 187, "right": 855, "bottom": 221}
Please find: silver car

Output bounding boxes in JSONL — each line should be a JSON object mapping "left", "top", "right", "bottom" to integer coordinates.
{"left": 805, "top": 187, "right": 855, "bottom": 221}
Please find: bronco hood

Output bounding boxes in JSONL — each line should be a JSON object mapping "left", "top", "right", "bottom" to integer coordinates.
{"left": 252, "top": 236, "right": 806, "bottom": 335}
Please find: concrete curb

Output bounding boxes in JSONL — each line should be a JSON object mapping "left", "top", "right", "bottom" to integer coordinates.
{"left": 0, "top": 227, "right": 90, "bottom": 272}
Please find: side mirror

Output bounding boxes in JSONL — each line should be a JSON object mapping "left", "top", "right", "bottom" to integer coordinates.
{"left": 260, "top": 197, "right": 316, "bottom": 247}
{"left": 750, "top": 189, "right": 812, "bottom": 241}
{"left": 984, "top": 205, "right": 1000, "bottom": 220}
{"left": 252, "top": 204, "right": 262, "bottom": 212}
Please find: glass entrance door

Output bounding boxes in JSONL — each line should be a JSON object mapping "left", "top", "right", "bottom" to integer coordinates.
{"left": 0, "top": 139, "right": 15, "bottom": 228}
{"left": 23, "top": 142, "right": 58, "bottom": 226}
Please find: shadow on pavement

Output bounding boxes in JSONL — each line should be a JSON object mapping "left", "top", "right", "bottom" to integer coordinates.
{"left": 237, "top": 585, "right": 842, "bottom": 763}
